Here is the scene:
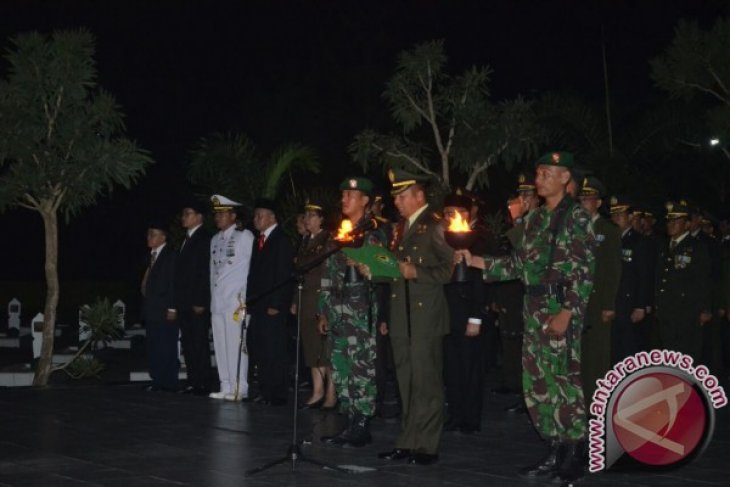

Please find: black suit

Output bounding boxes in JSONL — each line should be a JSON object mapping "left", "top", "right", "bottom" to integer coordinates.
{"left": 174, "top": 227, "right": 212, "bottom": 391}
{"left": 247, "top": 225, "right": 295, "bottom": 402}
{"left": 612, "top": 228, "right": 652, "bottom": 362}
{"left": 142, "top": 244, "right": 179, "bottom": 389}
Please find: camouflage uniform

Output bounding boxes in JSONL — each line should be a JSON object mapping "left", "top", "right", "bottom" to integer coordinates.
{"left": 482, "top": 196, "right": 595, "bottom": 442}
{"left": 318, "top": 223, "right": 387, "bottom": 417}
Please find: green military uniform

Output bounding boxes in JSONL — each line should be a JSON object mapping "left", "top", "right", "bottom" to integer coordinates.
{"left": 578, "top": 177, "right": 622, "bottom": 403}
{"left": 481, "top": 152, "right": 596, "bottom": 444}
{"left": 387, "top": 170, "right": 454, "bottom": 457}
{"left": 655, "top": 201, "right": 712, "bottom": 360}
{"left": 318, "top": 179, "right": 387, "bottom": 423}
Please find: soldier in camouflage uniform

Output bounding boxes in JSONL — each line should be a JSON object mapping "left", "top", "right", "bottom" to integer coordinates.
{"left": 458, "top": 151, "right": 596, "bottom": 484}
{"left": 317, "top": 177, "right": 387, "bottom": 447}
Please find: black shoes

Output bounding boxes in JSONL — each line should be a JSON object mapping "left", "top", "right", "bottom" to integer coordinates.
{"left": 321, "top": 414, "right": 372, "bottom": 448}
{"left": 298, "top": 396, "right": 325, "bottom": 410}
{"left": 377, "top": 448, "right": 437, "bottom": 465}
{"left": 519, "top": 439, "right": 565, "bottom": 480}
{"left": 377, "top": 448, "right": 411, "bottom": 460}
{"left": 409, "top": 453, "right": 439, "bottom": 466}
{"left": 550, "top": 440, "right": 587, "bottom": 484}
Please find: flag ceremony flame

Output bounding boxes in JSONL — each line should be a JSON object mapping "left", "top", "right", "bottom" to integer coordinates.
{"left": 448, "top": 211, "right": 471, "bottom": 233}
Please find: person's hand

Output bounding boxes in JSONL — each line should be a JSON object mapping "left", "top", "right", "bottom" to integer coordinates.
{"left": 508, "top": 196, "right": 527, "bottom": 221}
{"left": 465, "top": 323, "right": 481, "bottom": 337}
{"left": 356, "top": 262, "right": 372, "bottom": 280}
{"left": 699, "top": 312, "right": 712, "bottom": 325}
{"left": 266, "top": 307, "right": 280, "bottom": 316}
{"left": 545, "top": 309, "right": 572, "bottom": 336}
{"left": 630, "top": 308, "right": 645, "bottom": 323}
{"left": 399, "top": 262, "right": 418, "bottom": 279}
{"left": 166, "top": 310, "right": 177, "bottom": 321}
{"left": 454, "top": 249, "right": 472, "bottom": 266}
{"left": 379, "top": 322, "right": 389, "bottom": 336}
{"left": 601, "top": 310, "right": 615, "bottom": 323}
{"left": 318, "top": 316, "right": 328, "bottom": 335}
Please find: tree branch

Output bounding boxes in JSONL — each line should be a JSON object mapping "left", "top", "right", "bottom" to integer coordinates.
{"left": 465, "top": 141, "right": 509, "bottom": 190}
{"left": 371, "top": 142, "right": 440, "bottom": 180}
{"left": 677, "top": 79, "right": 730, "bottom": 106}
{"left": 707, "top": 64, "right": 730, "bottom": 99}
{"left": 399, "top": 85, "right": 432, "bottom": 123}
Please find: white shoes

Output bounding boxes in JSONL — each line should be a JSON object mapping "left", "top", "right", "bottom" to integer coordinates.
{"left": 209, "top": 391, "right": 226, "bottom": 399}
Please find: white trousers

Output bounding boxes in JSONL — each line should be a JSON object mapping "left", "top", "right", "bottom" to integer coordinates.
{"left": 211, "top": 312, "right": 248, "bottom": 396}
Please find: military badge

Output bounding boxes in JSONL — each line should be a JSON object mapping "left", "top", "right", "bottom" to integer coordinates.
{"left": 552, "top": 152, "right": 560, "bottom": 164}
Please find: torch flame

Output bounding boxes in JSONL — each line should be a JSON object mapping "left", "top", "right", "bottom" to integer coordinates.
{"left": 448, "top": 211, "right": 471, "bottom": 233}
{"left": 335, "top": 219, "right": 354, "bottom": 242}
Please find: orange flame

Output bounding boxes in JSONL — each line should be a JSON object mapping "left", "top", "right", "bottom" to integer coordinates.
{"left": 448, "top": 212, "right": 471, "bottom": 233}
{"left": 335, "top": 219, "right": 354, "bottom": 242}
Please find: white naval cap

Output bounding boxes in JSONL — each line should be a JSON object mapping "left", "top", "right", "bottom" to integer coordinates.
{"left": 211, "top": 194, "right": 242, "bottom": 212}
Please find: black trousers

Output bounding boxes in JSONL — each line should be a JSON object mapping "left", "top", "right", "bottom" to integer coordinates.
{"left": 248, "top": 310, "right": 288, "bottom": 401}
{"left": 444, "top": 290, "right": 485, "bottom": 430}
{"left": 147, "top": 320, "right": 180, "bottom": 389}
{"left": 178, "top": 309, "right": 211, "bottom": 390}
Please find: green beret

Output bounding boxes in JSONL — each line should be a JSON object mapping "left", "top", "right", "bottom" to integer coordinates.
{"left": 388, "top": 168, "right": 430, "bottom": 195}
{"left": 535, "top": 151, "right": 576, "bottom": 169}
{"left": 339, "top": 177, "right": 374, "bottom": 196}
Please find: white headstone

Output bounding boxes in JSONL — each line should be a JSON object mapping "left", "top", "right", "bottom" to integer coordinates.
{"left": 8, "top": 298, "right": 21, "bottom": 332}
{"left": 113, "top": 299, "right": 126, "bottom": 330}
{"left": 31, "top": 312, "right": 44, "bottom": 359}
{"left": 78, "top": 305, "right": 91, "bottom": 342}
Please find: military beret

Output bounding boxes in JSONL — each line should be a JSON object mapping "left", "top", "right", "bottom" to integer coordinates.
{"left": 211, "top": 194, "right": 242, "bottom": 213}
{"left": 339, "top": 177, "right": 374, "bottom": 196}
{"left": 579, "top": 176, "right": 607, "bottom": 198}
{"left": 516, "top": 172, "right": 536, "bottom": 192}
{"left": 535, "top": 151, "right": 576, "bottom": 169}
{"left": 388, "top": 168, "right": 430, "bottom": 195}
{"left": 443, "top": 188, "right": 473, "bottom": 210}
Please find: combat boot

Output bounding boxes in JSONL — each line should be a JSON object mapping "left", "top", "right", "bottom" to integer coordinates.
{"left": 342, "top": 414, "right": 372, "bottom": 447}
{"left": 518, "top": 439, "right": 565, "bottom": 480}
{"left": 551, "top": 440, "right": 586, "bottom": 484}
{"left": 320, "top": 415, "right": 353, "bottom": 446}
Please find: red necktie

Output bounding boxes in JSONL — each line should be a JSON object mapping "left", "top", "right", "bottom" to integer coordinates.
{"left": 258, "top": 233, "right": 266, "bottom": 251}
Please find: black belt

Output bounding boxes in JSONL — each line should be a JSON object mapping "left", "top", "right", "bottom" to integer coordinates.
{"left": 524, "top": 283, "right": 563, "bottom": 297}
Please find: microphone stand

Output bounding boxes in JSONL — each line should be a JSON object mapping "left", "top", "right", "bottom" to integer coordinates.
{"left": 246, "top": 240, "right": 354, "bottom": 476}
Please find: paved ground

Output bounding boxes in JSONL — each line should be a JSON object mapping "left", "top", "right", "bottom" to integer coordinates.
{"left": 0, "top": 377, "right": 728, "bottom": 487}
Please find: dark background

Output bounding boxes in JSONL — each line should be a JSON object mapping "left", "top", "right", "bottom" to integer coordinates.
{"left": 0, "top": 0, "right": 726, "bottom": 292}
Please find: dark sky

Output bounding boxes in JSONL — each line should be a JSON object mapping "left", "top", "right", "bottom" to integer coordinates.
{"left": 0, "top": 0, "right": 727, "bottom": 284}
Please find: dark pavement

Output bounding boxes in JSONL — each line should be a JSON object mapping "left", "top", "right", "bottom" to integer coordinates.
{"left": 0, "top": 376, "right": 728, "bottom": 487}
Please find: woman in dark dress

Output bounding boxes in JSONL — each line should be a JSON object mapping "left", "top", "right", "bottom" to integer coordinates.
{"left": 294, "top": 202, "right": 336, "bottom": 408}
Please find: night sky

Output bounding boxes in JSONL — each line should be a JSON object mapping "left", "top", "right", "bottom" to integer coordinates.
{"left": 0, "top": 0, "right": 727, "bottom": 285}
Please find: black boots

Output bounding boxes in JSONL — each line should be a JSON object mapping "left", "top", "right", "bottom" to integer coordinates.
{"left": 321, "top": 414, "right": 372, "bottom": 448}
{"left": 518, "top": 439, "right": 565, "bottom": 479}
{"left": 551, "top": 440, "right": 587, "bottom": 484}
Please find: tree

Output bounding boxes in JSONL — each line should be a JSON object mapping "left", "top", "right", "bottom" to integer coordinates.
{"left": 350, "top": 40, "right": 538, "bottom": 192}
{"left": 188, "top": 133, "right": 319, "bottom": 211}
{"left": 0, "top": 30, "right": 152, "bottom": 386}
{"left": 652, "top": 18, "right": 730, "bottom": 161}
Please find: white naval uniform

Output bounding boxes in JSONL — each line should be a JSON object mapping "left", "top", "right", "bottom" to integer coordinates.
{"left": 210, "top": 225, "right": 254, "bottom": 396}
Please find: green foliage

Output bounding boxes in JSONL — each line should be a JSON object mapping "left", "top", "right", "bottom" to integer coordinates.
{"left": 188, "top": 133, "right": 320, "bottom": 211}
{"left": 351, "top": 39, "right": 538, "bottom": 190}
{"left": 651, "top": 18, "right": 730, "bottom": 105}
{"left": 0, "top": 29, "right": 152, "bottom": 218}
{"left": 64, "top": 355, "right": 105, "bottom": 380}
{"left": 79, "top": 297, "right": 124, "bottom": 349}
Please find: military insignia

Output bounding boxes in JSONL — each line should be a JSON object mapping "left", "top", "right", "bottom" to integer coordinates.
{"left": 518, "top": 174, "right": 526, "bottom": 184}
{"left": 387, "top": 169, "right": 396, "bottom": 183}
{"left": 679, "top": 198, "right": 688, "bottom": 206}
{"left": 622, "top": 248, "right": 633, "bottom": 262}
{"left": 349, "top": 179, "right": 357, "bottom": 189}
{"left": 583, "top": 177, "right": 589, "bottom": 188}
{"left": 456, "top": 187, "right": 463, "bottom": 195}
{"left": 211, "top": 196, "right": 220, "bottom": 206}
{"left": 551, "top": 152, "right": 561, "bottom": 164}
{"left": 665, "top": 202, "right": 674, "bottom": 212}
{"left": 610, "top": 196, "right": 618, "bottom": 206}
{"left": 596, "top": 234, "right": 605, "bottom": 242}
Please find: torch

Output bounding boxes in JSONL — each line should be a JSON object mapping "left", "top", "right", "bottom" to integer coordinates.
{"left": 445, "top": 211, "right": 476, "bottom": 283}
{"left": 334, "top": 218, "right": 363, "bottom": 283}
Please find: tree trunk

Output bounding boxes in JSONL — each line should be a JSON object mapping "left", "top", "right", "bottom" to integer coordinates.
{"left": 33, "top": 208, "right": 59, "bottom": 386}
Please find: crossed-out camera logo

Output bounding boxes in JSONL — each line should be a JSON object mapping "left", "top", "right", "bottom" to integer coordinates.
{"left": 588, "top": 349, "right": 727, "bottom": 472}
